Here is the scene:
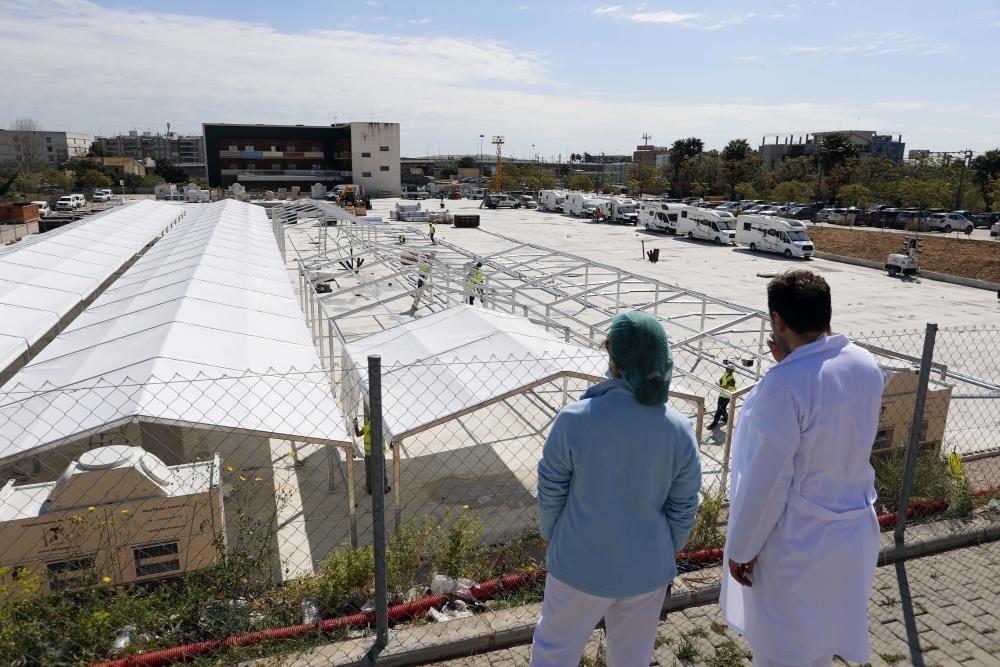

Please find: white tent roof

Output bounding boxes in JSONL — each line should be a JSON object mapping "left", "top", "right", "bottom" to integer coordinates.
{"left": 0, "top": 200, "right": 348, "bottom": 463}
{"left": 0, "top": 200, "right": 184, "bottom": 376}
{"left": 340, "top": 305, "right": 609, "bottom": 446}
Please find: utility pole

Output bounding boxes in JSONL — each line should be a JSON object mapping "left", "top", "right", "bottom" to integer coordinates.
{"left": 491, "top": 136, "right": 505, "bottom": 194}
{"left": 954, "top": 149, "right": 972, "bottom": 210}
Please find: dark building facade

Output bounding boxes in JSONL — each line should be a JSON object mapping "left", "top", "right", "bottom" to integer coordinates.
{"left": 203, "top": 123, "right": 354, "bottom": 190}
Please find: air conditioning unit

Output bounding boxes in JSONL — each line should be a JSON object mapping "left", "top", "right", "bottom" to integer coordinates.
{"left": 0, "top": 445, "right": 224, "bottom": 592}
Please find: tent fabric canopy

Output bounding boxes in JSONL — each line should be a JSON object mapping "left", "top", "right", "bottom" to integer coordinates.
{"left": 0, "top": 200, "right": 183, "bottom": 377}
{"left": 0, "top": 200, "right": 348, "bottom": 464}
{"left": 340, "top": 305, "right": 609, "bottom": 448}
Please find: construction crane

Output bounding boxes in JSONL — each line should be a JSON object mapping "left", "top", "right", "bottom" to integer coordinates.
{"left": 491, "top": 136, "right": 505, "bottom": 194}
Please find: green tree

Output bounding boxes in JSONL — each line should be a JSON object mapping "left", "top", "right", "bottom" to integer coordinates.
{"left": 734, "top": 182, "right": 758, "bottom": 199}
{"left": 971, "top": 149, "right": 1000, "bottom": 190}
{"left": 626, "top": 163, "right": 670, "bottom": 195}
{"left": 438, "top": 163, "right": 459, "bottom": 178}
{"left": 153, "top": 158, "right": 188, "bottom": 183}
{"left": 986, "top": 178, "right": 1000, "bottom": 210}
{"left": 771, "top": 180, "right": 814, "bottom": 204}
{"left": 773, "top": 156, "right": 816, "bottom": 184}
{"left": 457, "top": 156, "right": 477, "bottom": 169}
{"left": 722, "top": 138, "right": 752, "bottom": 162}
{"left": 896, "top": 178, "right": 952, "bottom": 208}
{"left": 669, "top": 137, "right": 705, "bottom": 196}
{"left": 837, "top": 183, "right": 873, "bottom": 207}
{"left": 818, "top": 132, "right": 859, "bottom": 171}
{"left": 564, "top": 173, "right": 594, "bottom": 191}
{"left": 80, "top": 169, "right": 113, "bottom": 188}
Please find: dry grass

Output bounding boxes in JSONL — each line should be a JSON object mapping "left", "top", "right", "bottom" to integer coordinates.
{"left": 807, "top": 227, "right": 1000, "bottom": 283}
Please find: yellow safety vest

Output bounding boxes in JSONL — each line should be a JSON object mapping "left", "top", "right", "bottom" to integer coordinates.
{"left": 467, "top": 268, "right": 484, "bottom": 290}
{"left": 429, "top": 224, "right": 436, "bottom": 234}
{"left": 362, "top": 416, "right": 387, "bottom": 456}
{"left": 719, "top": 372, "right": 736, "bottom": 398}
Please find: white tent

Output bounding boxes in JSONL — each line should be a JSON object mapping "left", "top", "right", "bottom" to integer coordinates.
{"left": 0, "top": 200, "right": 348, "bottom": 465}
{"left": 340, "top": 305, "right": 610, "bottom": 445}
{"left": 0, "top": 201, "right": 184, "bottom": 380}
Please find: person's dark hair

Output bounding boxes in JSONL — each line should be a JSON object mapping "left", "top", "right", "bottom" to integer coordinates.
{"left": 767, "top": 270, "right": 831, "bottom": 333}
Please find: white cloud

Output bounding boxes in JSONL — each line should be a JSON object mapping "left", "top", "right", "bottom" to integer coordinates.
{"left": 770, "top": 13, "right": 785, "bottom": 19}
{"left": 516, "top": 4, "right": 530, "bottom": 10}
{"left": 407, "top": 17, "right": 431, "bottom": 24}
{"left": 783, "top": 32, "right": 936, "bottom": 57}
{"left": 920, "top": 46, "right": 951, "bottom": 56}
{"left": 1, "top": 0, "right": 995, "bottom": 154}
{"left": 593, "top": 5, "right": 753, "bottom": 29}
{"left": 873, "top": 101, "right": 929, "bottom": 111}
{"left": 365, "top": 0, "right": 380, "bottom": 6}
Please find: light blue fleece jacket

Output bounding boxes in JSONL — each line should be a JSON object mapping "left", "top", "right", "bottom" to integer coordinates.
{"left": 537, "top": 378, "right": 702, "bottom": 598}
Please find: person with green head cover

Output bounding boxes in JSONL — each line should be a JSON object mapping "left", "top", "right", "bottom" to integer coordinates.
{"left": 530, "top": 311, "right": 702, "bottom": 667}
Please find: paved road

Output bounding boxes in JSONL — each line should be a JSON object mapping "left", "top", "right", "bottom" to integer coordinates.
{"left": 808, "top": 220, "right": 996, "bottom": 242}
{"left": 426, "top": 540, "right": 1000, "bottom": 667}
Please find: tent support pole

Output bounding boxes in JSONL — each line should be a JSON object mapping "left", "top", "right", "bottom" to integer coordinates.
{"left": 393, "top": 440, "right": 401, "bottom": 537}
{"left": 347, "top": 450, "right": 357, "bottom": 547}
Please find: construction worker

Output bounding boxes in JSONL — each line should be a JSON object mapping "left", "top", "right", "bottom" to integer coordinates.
{"left": 708, "top": 360, "right": 737, "bottom": 430}
{"left": 429, "top": 221, "right": 437, "bottom": 245}
{"left": 466, "top": 261, "right": 485, "bottom": 305}
{"left": 354, "top": 408, "right": 390, "bottom": 495}
{"left": 398, "top": 232, "right": 406, "bottom": 245}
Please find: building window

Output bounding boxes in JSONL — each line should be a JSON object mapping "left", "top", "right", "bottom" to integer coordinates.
{"left": 287, "top": 145, "right": 295, "bottom": 152}
{"left": 362, "top": 171, "right": 372, "bottom": 178}
{"left": 270, "top": 145, "right": 278, "bottom": 152}
{"left": 310, "top": 145, "right": 321, "bottom": 152}
{"left": 272, "top": 163, "right": 281, "bottom": 170}
{"left": 361, "top": 152, "right": 371, "bottom": 158}
{"left": 244, "top": 145, "right": 254, "bottom": 151}
{"left": 228, "top": 145, "right": 238, "bottom": 151}
{"left": 312, "top": 163, "right": 321, "bottom": 170}
{"left": 288, "top": 163, "right": 297, "bottom": 169}
{"left": 379, "top": 146, "right": 390, "bottom": 152}
{"left": 380, "top": 166, "right": 390, "bottom": 171}
{"left": 46, "top": 137, "right": 52, "bottom": 144}
{"left": 47, "top": 146, "right": 53, "bottom": 153}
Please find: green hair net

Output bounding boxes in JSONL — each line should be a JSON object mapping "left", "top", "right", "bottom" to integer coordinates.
{"left": 608, "top": 310, "right": 673, "bottom": 405}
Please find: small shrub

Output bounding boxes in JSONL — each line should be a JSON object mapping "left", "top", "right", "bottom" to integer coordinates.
{"left": 432, "top": 514, "right": 484, "bottom": 579}
{"left": 706, "top": 640, "right": 752, "bottom": 667}
{"left": 683, "top": 490, "right": 726, "bottom": 552}
{"left": 872, "top": 449, "right": 960, "bottom": 515}
{"left": 676, "top": 633, "right": 701, "bottom": 662}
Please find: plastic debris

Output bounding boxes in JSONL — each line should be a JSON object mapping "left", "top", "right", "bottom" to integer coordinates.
{"left": 361, "top": 599, "right": 376, "bottom": 613}
{"left": 429, "top": 575, "right": 477, "bottom": 601}
{"left": 428, "top": 600, "right": 474, "bottom": 623}
{"left": 110, "top": 625, "right": 136, "bottom": 655}
{"left": 301, "top": 597, "right": 322, "bottom": 624}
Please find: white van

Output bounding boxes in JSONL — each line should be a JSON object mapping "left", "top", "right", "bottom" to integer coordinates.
{"left": 608, "top": 197, "right": 639, "bottom": 225}
{"left": 639, "top": 201, "right": 688, "bottom": 234}
{"left": 676, "top": 208, "right": 737, "bottom": 245}
{"left": 538, "top": 189, "right": 567, "bottom": 212}
{"left": 56, "top": 195, "right": 75, "bottom": 211}
{"left": 736, "top": 215, "right": 815, "bottom": 258}
{"left": 32, "top": 201, "right": 51, "bottom": 218}
{"left": 71, "top": 194, "right": 86, "bottom": 208}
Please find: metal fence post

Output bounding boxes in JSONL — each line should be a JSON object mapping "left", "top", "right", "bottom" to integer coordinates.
{"left": 894, "top": 322, "right": 938, "bottom": 547}
{"left": 366, "top": 354, "right": 389, "bottom": 663}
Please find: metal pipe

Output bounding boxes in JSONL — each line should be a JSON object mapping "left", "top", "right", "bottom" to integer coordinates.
{"left": 366, "top": 354, "right": 389, "bottom": 661}
{"left": 894, "top": 322, "right": 938, "bottom": 547}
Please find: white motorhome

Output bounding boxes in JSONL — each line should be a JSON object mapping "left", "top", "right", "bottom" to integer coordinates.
{"left": 538, "top": 190, "right": 567, "bottom": 212}
{"left": 736, "top": 215, "right": 815, "bottom": 258}
{"left": 675, "top": 208, "right": 738, "bottom": 245}
{"left": 564, "top": 192, "right": 601, "bottom": 217}
{"left": 608, "top": 197, "right": 639, "bottom": 225}
{"left": 639, "top": 201, "right": 688, "bottom": 234}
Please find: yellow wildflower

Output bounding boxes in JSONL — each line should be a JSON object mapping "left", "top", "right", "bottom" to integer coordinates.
{"left": 462, "top": 504, "right": 470, "bottom": 510}
{"left": 254, "top": 476, "right": 263, "bottom": 483}
{"left": 87, "top": 506, "right": 96, "bottom": 511}
{"left": 101, "top": 576, "right": 112, "bottom": 584}
{"left": 120, "top": 509, "right": 129, "bottom": 515}
{"left": 226, "top": 465, "right": 234, "bottom": 472}
{"left": 239, "top": 475, "right": 246, "bottom": 481}
{"left": 288, "top": 450, "right": 297, "bottom": 457}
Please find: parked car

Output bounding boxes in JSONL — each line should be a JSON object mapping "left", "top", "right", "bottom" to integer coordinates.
{"left": 791, "top": 205, "right": 818, "bottom": 221}
{"left": 56, "top": 195, "right": 76, "bottom": 211}
{"left": 31, "top": 200, "right": 51, "bottom": 217}
{"left": 486, "top": 194, "right": 520, "bottom": 209}
{"left": 71, "top": 193, "right": 86, "bottom": 208}
{"left": 991, "top": 221, "right": 1000, "bottom": 238}
{"left": 926, "top": 212, "right": 974, "bottom": 234}
{"left": 815, "top": 207, "right": 846, "bottom": 223}
{"left": 515, "top": 194, "right": 538, "bottom": 208}
{"left": 971, "top": 212, "right": 1000, "bottom": 228}
{"left": 93, "top": 190, "right": 111, "bottom": 203}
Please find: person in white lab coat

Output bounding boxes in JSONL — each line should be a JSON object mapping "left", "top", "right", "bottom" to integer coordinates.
{"left": 721, "top": 270, "right": 885, "bottom": 667}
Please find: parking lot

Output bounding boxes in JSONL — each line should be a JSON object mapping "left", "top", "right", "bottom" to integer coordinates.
{"left": 370, "top": 197, "right": 1000, "bottom": 334}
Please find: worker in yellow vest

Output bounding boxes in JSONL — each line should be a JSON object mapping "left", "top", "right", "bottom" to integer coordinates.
{"left": 429, "top": 221, "right": 437, "bottom": 245}
{"left": 708, "top": 360, "right": 737, "bottom": 430}
{"left": 354, "top": 409, "right": 390, "bottom": 495}
{"left": 466, "top": 261, "right": 485, "bottom": 305}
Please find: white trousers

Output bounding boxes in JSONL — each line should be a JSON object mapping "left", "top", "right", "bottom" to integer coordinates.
{"left": 529, "top": 575, "right": 669, "bottom": 667}
{"left": 752, "top": 654, "right": 833, "bottom": 667}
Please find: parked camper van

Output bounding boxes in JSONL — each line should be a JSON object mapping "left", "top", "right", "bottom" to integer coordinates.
{"left": 639, "top": 201, "right": 688, "bottom": 234}
{"left": 676, "top": 208, "right": 737, "bottom": 245}
{"left": 564, "top": 192, "right": 599, "bottom": 217}
{"left": 538, "top": 189, "right": 567, "bottom": 212}
{"left": 608, "top": 197, "right": 639, "bottom": 225}
{"left": 736, "top": 215, "right": 815, "bottom": 258}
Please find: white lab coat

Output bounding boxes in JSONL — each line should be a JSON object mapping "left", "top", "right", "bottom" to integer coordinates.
{"left": 721, "top": 334, "right": 884, "bottom": 665}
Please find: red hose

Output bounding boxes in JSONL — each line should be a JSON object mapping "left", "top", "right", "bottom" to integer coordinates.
{"left": 91, "top": 488, "right": 996, "bottom": 667}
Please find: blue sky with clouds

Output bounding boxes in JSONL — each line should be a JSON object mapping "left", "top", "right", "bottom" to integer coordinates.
{"left": 3, "top": 0, "right": 997, "bottom": 157}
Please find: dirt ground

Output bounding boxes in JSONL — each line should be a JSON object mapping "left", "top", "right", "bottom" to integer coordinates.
{"left": 809, "top": 227, "right": 1000, "bottom": 284}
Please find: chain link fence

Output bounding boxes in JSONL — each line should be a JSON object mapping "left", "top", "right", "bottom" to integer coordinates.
{"left": 1, "top": 325, "right": 998, "bottom": 666}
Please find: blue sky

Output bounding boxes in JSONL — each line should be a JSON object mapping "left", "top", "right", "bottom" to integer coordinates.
{"left": 3, "top": 0, "right": 998, "bottom": 157}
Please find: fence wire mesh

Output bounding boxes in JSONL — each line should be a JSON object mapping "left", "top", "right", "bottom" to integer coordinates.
{"left": 0, "top": 325, "right": 997, "bottom": 666}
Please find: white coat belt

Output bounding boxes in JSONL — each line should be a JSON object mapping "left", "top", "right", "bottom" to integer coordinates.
{"left": 787, "top": 493, "right": 874, "bottom": 522}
